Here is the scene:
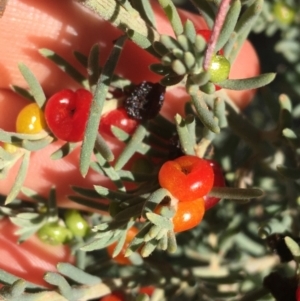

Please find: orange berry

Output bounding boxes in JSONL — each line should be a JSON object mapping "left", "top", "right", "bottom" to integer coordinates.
{"left": 156, "top": 198, "right": 205, "bottom": 233}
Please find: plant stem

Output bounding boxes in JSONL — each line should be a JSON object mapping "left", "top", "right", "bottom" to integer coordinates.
{"left": 204, "top": 0, "right": 231, "bottom": 70}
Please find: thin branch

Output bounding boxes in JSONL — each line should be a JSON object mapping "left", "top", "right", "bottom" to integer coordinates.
{"left": 204, "top": 0, "right": 231, "bottom": 70}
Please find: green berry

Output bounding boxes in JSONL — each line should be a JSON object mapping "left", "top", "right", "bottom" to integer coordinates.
{"left": 273, "top": 2, "right": 295, "bottom": 25}
{"left": 37, "top": 222, "right": 73, "bottom": 245}
{"left": 64, "top": 209, "right": 89, "bottom": 237}
{"left": 208, "top": 54, "right": 231, "bottom": 83}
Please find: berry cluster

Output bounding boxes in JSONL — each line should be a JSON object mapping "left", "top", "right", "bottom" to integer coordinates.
{"left": 16, "top": 82, "right": 165, "bottom": 143}
{"left": 37, "top": 209, "right": 89, "bottom": 245}
{"left": 158, "top": 155, "right": 225, "bottom": 232}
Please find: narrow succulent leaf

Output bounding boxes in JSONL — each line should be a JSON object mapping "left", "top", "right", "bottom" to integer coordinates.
{"left": 177, "top": 34, "right": 190, "bottom": 52}
{"left": 183, "top": 20, "right": 196, "bottom": 43}
{"left": 153, "top": 41, "right": 169, "bottom": 56}
{"left": 143, "top": 188, "right": 169, "bottom": 215}
{"left": 189, "top": 72, "right": 210, "bottom": 87}
{"left": 217, "top": 73, "right": 276, "bottom": 91}
{"left": 216, "top": 0, "right": 241, "bottom": 51}
{"left": 114, "top": 124, "right": 147, "bottom": 170}
{"left": 18, "top": 63, "right": 46, "bottom": 108}
{"left": 140, "top": 239, "right": 158, "bottom": 257}
{"left": 230, "top": 0, "right": 263, "bottom": 62}
{"left": 93, "top": 185, "right": 130, "bottom": 201}
{"left": 0, "top": 129, "right": 49, "bottom": 143}
{"left": 208, "top": 187, "right": 264, "bottom": 199}
{"left": 222, "top": 32, "right": 238, "bottom": 57}
{"left": 158, "top": 232, "right": 168, "bottom": 250}
{"left": 160, "top": 74, "right": 184, "bottom": 86}
{"left": 146, "top": 212, "right": 173, "bottom": 230}
{"left": 44, "top": 272, "right": 73, "bottom": 300}
{"left": 8, "top": 279, "right": 26, "bottom": 297}
{"left": 5, "top": 151, "right": 30, "bottom": 205}
{"left": 80, "top": 36, "right": 126, "bottom": 177}
{"left": 21, "top": 187, "right": 47, "bottom": 203}
{"left": 157, "top": 0, "right": 183, "bottom": 36}
{"left": 190, "top": 93, "right": 220, "bottom": 133}
{"left": 149, "top": 63, "right": 172, "bottom": 76}
{"left": 145, "top": 225, "right": 161, "bottom": 241}
{"left": 190, "top": 0, "right": 215, "bottom": 29}
{"left": 94, "top": 134, "right": 115, "bottom": 163}
{"left": 39, "top": 48, "right": 88, "bottom": 89}
{"left": 57, "top": 263, "right": 101, "bottom": 285}
{"left": 112, "top": 230, "right": 127, "bottom": 257}
{"left": 160, "top": 34, "right": 180, "bottom": 51}
{"left": 131, "top": 0, "right": 156, "bottom": 28}
{"left": 171, "top": 59, "right": 186, "bottom": 75}
{"left": 167, "top": 230, "right": 177, "bottom": 253}
{"left": 68, "top": 196, "right": 109, "bottom": 212}
{"left": 72, "top": 186, "right": 103, "bottom": 199}
{"left": 11, "top": 85, "right": 34, "bottom": 101}
{"left": 73, "top": 50, "right": 88, "bottom": 68}
{"left": 127, "top": 29, "right": 157, "bottom": 58}
{"left": 183, "top": 52, "right": 196, "bottom": 70}
{"left": 50, "top": 142, "right": 78, "bottom": 160}
{"left": 175, "top": 114, "right": 195, "bottom": 155}
{"left": 87, "top": 44, "right": 101, "bottom": 89}
{"left": 94, "top": 151, "right": 124, "bottom": 191}
{"left": 213, "top": 97, "right": 227, "bottom": 128}
{"left": 21, "top": 136, "right": 54, "bottom": 151}
{"left": 81, "top": 233, "right": 115, "bottom": 251}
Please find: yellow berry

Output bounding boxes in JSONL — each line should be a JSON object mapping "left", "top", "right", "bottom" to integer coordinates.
{"left": 16, "top": 103, "right": 46, "bottom": 134}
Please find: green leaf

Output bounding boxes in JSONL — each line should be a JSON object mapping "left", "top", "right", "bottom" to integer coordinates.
{"left": 11, "top": 85, "right": 34, "bottom": 101}
{"left": 57, "top": 263, "right": 101, "bottom": 285}
{"left": 80, "top": 36, "right": 126, "bottom": 177}
{"left": 39, "top": 48, "right": 88, "bottom": 88}
{"left": 5, "top": 151, "right": 30, "bottom": 205}
{"left": 87, "top": 44, "right": 101, "bottom": 89}
{"left": 21, "top": 136, "right": 53, "bottom": 151}
{"left": 175, "top": 114, "right": 196, "bottom": 155}
{"left": 216, "top": 0, "right": 241, "bottom": 51}
{"left": 208, "top": 187, "right": 264, "bottom": 199}
{"left": 50, "top": 142, "right": 78, "bottom": 160}
{"left": 218, "top": 73, "right": 276, "bottom": 90}
{"left": 158, "top": 0, "right": 183, "bottom": 36}
{"left": 114, "top": 124, "right": 147, "bottom": 170}
{"left": 18, "top": 63, "right": 46, "bottom": 108}
{"left": 131, "top": 0, "right": 156, "bottom": 28}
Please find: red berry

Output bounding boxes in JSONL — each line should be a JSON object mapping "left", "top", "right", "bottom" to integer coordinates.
{"left": 106, "top": 227, "right": 139, "bottom": 265}
{"left": 158, "top": 155, "right": 214, "bottom": 202}
{"left": 44, "top": 89, "right": 93, "bottom": 142}
{"left": 203, "top": 160, "right": 226, "bottom": 210}
{"left": 99, "top": 107, "right": 138, "bottom": 137}
{"left": 100, "top": 291, "right": 125, "bottom": 301}
{"left": 139, "top": 286, "right": 155, "bottom": 296}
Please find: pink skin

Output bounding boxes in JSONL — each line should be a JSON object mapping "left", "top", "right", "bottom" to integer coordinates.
{"left": 0, "top": 0, "right": 260, "bottom": 285}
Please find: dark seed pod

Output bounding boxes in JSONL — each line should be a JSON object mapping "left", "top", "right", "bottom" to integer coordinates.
{"left": 124, "top": 81, "right": 166, "bottom": 121}
{"left": 266, "top": 233, "right": 300, "bottom": 263}
{"left": 263, "top": 272, "right": 297, "bottom": 301}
